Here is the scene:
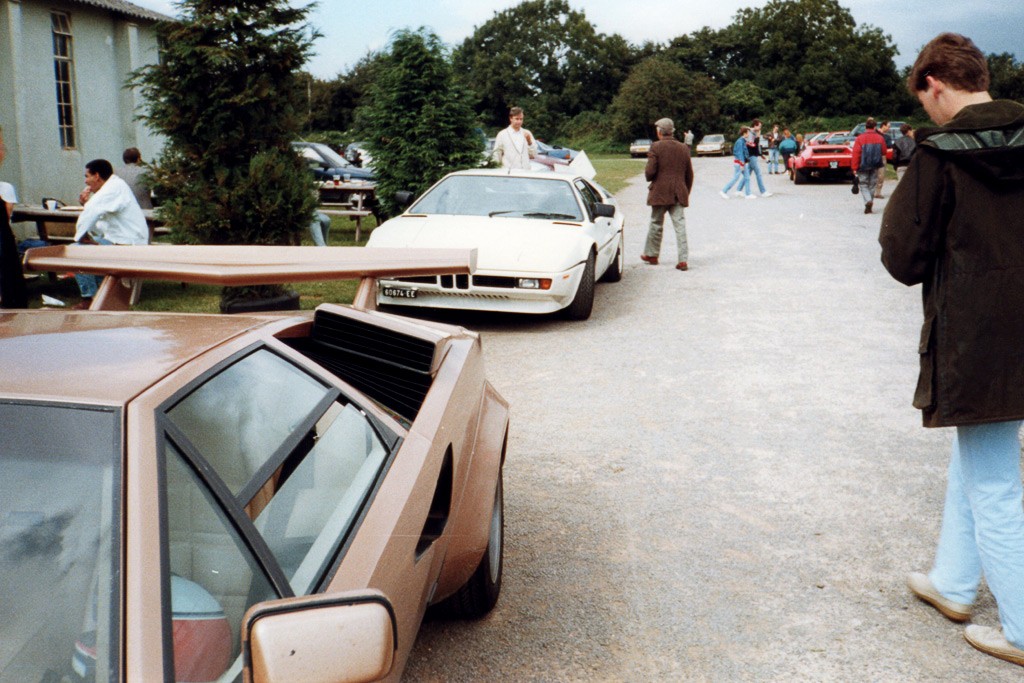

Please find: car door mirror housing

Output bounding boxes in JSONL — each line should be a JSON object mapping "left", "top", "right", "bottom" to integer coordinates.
{"left": 243, "top": 591, "right": 397, "bottom": 683}
{"left": 394, "top": 191, "right": 414, "bottom": 207}
{"left": 594, "top": 203, "right": 615, "bottom": 218}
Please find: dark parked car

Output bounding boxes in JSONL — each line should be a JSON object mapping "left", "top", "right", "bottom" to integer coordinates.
{"left": 292, "top": 141, "right": 375, "bottom": 202}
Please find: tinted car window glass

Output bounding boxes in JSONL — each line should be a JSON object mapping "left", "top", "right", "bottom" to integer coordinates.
{"left": 167, "top": 350, "right": 331, "bottom": 497}
{"left": 0, "top": 403, "right": 119, "bottom": 683}
{"left": 411, "top": 175, "right": 583, "bottom": 221}
{"left": 574, "top": 180, "right": 600, "bottom": 219}
{"left": 164, "top": 441, "right": 278, "bottom": 683}
{"left": 252, "top": 402, "right": 389, "bottom": 594}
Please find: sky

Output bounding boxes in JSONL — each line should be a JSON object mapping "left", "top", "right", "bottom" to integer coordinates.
{"left": 130, "top": 0, "right": 1023, "bottom": 81}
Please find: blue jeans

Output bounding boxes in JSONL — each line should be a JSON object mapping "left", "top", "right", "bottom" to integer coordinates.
{"left": 746, "top": 156, "right": 766, "bottom": 194}
{"left": 722, "top": 163, "right": 751, "bottom": 195}
{"left": 75, "top": 238, "right": 114, "bottom": 298}
{"left": 309, "top": 211, "right": 331, "bottom": 247}
{"left": 768, "top": 148, "right": 780, "bottom": 173}
{"left": 929, "top": 421, "right": 1024, "bottom": 647}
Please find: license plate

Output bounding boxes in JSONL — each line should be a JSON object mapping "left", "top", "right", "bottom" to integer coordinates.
{"left": 382, "top": 286, "right": 417, "bottom": 299}
{"left": 829, "top": 161, "right": 838, "bottom": 169}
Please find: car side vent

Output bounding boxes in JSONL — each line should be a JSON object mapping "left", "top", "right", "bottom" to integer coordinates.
{"left": 287, "top": 310, "right": 438, "bottom": 421}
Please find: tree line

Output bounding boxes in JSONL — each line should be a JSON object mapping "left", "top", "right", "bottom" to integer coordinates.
{"left": 305, "top": 0, "right": 1024, "bottom": 147}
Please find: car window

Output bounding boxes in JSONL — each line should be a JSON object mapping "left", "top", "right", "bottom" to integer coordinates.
{"left": 166, "top": 349, "right": 331, "bottom": 498}
{"left": 574, "top": 179, "right": 604, "bottom": 220}
{"left": 0, "top": 402, "right": 120, "bottom": 683}
{"left": 164, "top": 347, "right": 395, "bottom": 595}
{"left": 163, "top": 440, "right": 278, "bottom": 683}
{"left": 411, "top": 175, "right": 583, "bottom": 221}
{"left": 252, "top": 401, "right": 388, "bottom": 594}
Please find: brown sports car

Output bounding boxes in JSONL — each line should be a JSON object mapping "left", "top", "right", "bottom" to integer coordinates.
{"left": 0, "top": 246, "right": 509, "bottom": 682}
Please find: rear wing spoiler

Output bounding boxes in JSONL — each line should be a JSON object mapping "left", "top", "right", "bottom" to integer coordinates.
{"left": 23, "top": 245, "right": 476, "bottom": 311}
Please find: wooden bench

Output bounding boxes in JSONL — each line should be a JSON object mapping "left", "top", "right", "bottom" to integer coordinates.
{"left": 320, "top": 196, "right": 374, "bottom": 241}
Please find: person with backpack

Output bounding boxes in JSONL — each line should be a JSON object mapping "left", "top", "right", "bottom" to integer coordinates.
{"left": 891, "top": 123, "right": 917, "bottom": 182}
{"left": 851, "top": 117, "right": 887, "bottom": 213}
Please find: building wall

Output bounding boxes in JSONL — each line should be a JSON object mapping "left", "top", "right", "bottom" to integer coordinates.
{"left": 0, "top": 0, "right": 163, "bottom": 211}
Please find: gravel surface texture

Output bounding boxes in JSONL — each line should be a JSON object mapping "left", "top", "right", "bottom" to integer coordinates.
{"left": 401, "top": 157, "right": 1022, "bottom": 681}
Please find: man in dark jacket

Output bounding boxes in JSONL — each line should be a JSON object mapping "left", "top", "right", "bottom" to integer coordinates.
{"left": 641, "top": 117, "right": 694, "bottom": 271}
{"left": 879, "top": 32, "right": 1024, "bottom": 668}
{"left": 890, "top": 123, "right": 916, "bottom": 181}
{"left": 851, "top": 117, "right": 887, "bottom": 213}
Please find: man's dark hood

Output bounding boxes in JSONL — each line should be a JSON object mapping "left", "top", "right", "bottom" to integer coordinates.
{"left": 916, "top": 100, "right": 1024, "bottom": 186}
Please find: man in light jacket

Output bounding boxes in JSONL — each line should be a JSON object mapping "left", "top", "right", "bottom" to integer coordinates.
{"left": 492, "top": 106, "right": 537, "bottom": 170}
{"left": 73, "top": 158, "right": 149, "bottom": 308}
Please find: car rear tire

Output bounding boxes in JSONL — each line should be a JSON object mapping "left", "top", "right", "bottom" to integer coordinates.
{"left": 794, "top": 170, "right": 808, "bottom": 185}
{"left": 430, "top": 473, "right": 504, "bottom": 619}
{"left": 600, "top": 237, "right": 623, "bottom": 283}
{"left": 564, "top": 254, "right": 595, "bottom": 320}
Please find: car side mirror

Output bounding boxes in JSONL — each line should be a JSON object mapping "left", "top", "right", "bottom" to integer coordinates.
{"left": 243, "top": 591, "right": 397, "bottom": 683}
{"left": 394, "top": 191, "right": 414, "bottom": 207}
{"left": 594, "top": 203, "right": 615, "bottom": 218}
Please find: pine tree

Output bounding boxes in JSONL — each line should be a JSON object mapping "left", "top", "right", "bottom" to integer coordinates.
{"left": 358, "top": 30, "right": 483, "bottom": 217}
{"left": 130, "top": 1, "right": 318, "bottom": 307}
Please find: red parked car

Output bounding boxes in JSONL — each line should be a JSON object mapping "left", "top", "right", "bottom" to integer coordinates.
{"left": 789, "top": 142, "right": 854, "bottom": 184}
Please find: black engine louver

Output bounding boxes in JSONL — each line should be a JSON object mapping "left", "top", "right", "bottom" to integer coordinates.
{"left": 289, "top": 310, "right": 437, "bottom": 422}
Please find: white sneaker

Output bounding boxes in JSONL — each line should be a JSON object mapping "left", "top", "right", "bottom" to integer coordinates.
{"left": 761, "top": 191, "right": 773, "bottom": 198}
{"left": 965, "top": 624, "right": 1024, "bottom": 666}
{"left": 719, "top": 191, "right": 729, "bottom": 199}
{"left": 745, "top": 194, "right": 757, "bottom": 199}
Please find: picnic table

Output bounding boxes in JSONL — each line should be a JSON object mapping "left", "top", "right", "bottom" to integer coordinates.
{"left": 317, "top": 181, "right": 377, "bottom": 241}
{"left": 11, "top": 204, "right": 166, "bottom": 243}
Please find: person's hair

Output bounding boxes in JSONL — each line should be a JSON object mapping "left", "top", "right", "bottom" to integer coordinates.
{"left": 907, "top": 32, "right": 990, "bottom": 94}
{"left": 122, "top": 147, "right": 142, "bottom": 164}
{"left": 751, "top": 118, "right": 761, "bottom": 127}
{"left": 739, "top": 126, "right": 750, "bottom": 135}
{"left": 85, "top": 158, "right": 114, "bottom": 180}
{"left": 880, "top": 120, "right": 890, "bottom": 127}
{"left": 900, "top": 123, "right": 913, "bottom": 135}
{"left": 783, "top": 128, "right": 791, "bottom": 135}
{"left": 865, "top": 117, "right": 876, "bottom": 129}
{"left": 509, "top": 106, "right": 524, "bottom": 118}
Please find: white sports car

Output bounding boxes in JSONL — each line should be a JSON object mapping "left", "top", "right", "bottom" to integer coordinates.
{"left": 367, "top": 169, "right": 625, "bottom": 320}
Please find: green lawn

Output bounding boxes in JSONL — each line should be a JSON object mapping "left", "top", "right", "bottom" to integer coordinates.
{"left": 591, "top": 154, "right": 644, "bottom": 194}
{"left": 24, "top": 158, "right": 640, "bottom": 312}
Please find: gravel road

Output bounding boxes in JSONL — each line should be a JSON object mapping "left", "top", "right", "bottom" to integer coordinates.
{"left": 401, "top": 157, "right": 1021, "bottom": 681}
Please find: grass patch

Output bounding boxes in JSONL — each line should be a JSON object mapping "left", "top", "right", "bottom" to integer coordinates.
{"left": 590, "top": 154, "right": 645, "bottom": 194}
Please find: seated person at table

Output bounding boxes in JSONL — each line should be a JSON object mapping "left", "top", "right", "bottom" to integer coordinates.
{"left": 0, "top": 180, "right": 15, "bottom": 218}
{"left": 73, "top": 159, "right": 149, "bottom": 308}
{"left": 119, "top": 147, "right": 153, "bottom": 209}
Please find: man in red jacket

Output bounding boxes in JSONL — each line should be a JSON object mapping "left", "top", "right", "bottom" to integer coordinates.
{"left": 851, "top": 117, "right": 887, "bottom": 213}
{"left": 641, "top": 117, "right": 694, "bottom": 271}
{"left": 879, "top": 33, "right": 1024, "bottom": 668}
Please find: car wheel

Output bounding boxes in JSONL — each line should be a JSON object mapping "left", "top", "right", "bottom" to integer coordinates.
{"left": 430, "top": 472, "right": 504, "bottom": 619}
{"left": 563, "top": 253, "right": 595, "bottom": 320}
{"left": 600, "top": 236, "right": 623, "bottom": 283}
{"left": 794, "top": 170, "right": 808, "bottom": 185}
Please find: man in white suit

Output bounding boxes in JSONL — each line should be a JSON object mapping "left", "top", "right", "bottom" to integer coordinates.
{"left": 492, "top": 106, "right": 537, "bottom": 170}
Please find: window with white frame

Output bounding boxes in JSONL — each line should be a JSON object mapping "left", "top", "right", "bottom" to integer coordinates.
{"left": 51, "top": 12, "right": 77, "bottom": 149}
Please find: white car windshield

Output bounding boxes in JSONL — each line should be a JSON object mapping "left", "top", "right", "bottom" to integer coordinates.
{"left": 410, "top": 175, "right": 584, "bottom": 221}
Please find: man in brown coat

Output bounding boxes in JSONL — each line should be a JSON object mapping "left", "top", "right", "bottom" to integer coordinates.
{"left": 640, "top": 117, "right": 694, "bottom": 271}
{"left": 879, "top": 32, "right": 1024, "bottom": 668}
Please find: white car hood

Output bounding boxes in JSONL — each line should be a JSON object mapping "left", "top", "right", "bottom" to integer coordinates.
{"left": 368, "top": 214, "right": 590, "bottom": 272}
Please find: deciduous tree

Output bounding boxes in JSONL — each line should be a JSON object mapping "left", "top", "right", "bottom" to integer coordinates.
{"left": 453, "top": 0, "right": 631, "bottom": 138}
